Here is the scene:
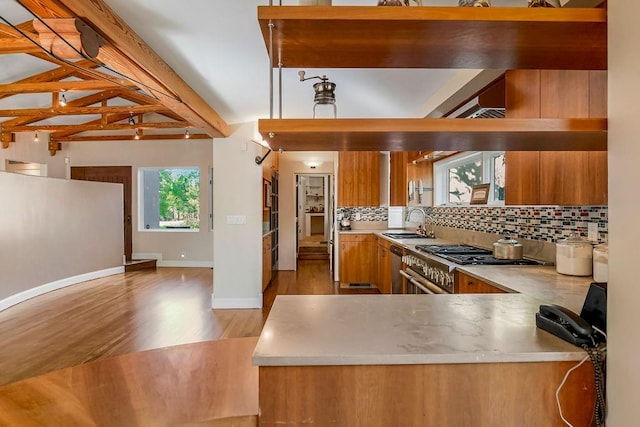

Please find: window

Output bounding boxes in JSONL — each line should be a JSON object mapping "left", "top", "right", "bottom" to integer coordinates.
{"left": 434, "top": 152, "right": 505, "bottom": 206}
{"left": 139, "top": 168, "right": 200, "bottom": 231}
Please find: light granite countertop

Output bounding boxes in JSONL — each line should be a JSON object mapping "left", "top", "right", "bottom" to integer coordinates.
{"left": 254, "top": 230, "right": 595, "bottom": 367}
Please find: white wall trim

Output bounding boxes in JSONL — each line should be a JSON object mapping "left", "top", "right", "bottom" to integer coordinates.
{"left": 132, "top": 252, "right": 162, "bottom": 260}
{"left": 211, "top": 293, "right": 263, "bottom": 309}
{"left": 158, "top": 260, "right": 214, "bottom": 268}
{"left": 0, "top": 266, "right": 124, "bottom": 312}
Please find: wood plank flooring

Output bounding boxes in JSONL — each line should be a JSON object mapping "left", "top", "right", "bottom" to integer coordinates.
{"left": 0, "top": 337, "right": 259, "bottom": 427}
{"left": 0, "top": 261, "right": 378, "bottom": 386}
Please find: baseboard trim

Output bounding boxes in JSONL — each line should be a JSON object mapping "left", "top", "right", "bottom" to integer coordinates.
{"left": 132, "top": 253, "right": 212, "bottom": 268}
{"left": 211, "top": 294, "right": 263, "bottom": 309}
{"left": 158, "top": 260, "right": 214, "bottom": 268}
{"left": 0, "top": 266, "right": 124, "bottom": 312}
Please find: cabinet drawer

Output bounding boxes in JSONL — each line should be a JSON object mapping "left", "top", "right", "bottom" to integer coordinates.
{"left": 339, "top": 233, "right": 376, "bottom": 243}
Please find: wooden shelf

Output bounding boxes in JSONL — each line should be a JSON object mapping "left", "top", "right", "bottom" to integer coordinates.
{"left": 258, "top": 118, "right": 607, "bottom": 152}
{"left": 258, "top": 6, "right": 606, "bottom": 70}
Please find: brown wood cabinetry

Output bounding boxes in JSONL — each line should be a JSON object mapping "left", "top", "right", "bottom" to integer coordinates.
{"left": 456, "top": 272, "right": 507, "bottom": 294}
{"left": 338, "top": 152, "right": 380, "bottom": 207}
{"left": 262, "top": 234, "right": 272, "bottom": 291}
{"left": 377, "top": 237, "right": 392, "bottom": 294}
{"left": 339, "top": 233, "right": 376, "bottom": 286}
{"left": 389, "top": 152, "right": 408, "bottom": 206}
{"left": 505, "top": 70, "right": 607, "bottom": 206}
{"left": 259, "top": 361, "right": 594, "bottom": 426}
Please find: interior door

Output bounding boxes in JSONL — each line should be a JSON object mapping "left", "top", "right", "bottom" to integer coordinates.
{"left": 71, "top": 166, "right": 132, "bottom": 262}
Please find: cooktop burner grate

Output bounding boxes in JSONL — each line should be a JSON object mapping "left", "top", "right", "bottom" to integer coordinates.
{"left": 442, "top": 254, "right": 542, "bottom": 266}
{"left": 415, "top": 244, "right": 491, "bottom": 255}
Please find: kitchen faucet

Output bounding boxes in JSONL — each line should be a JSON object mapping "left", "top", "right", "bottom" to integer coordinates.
{"left": 406, "top": 207, "right": 435, "bottom": 238}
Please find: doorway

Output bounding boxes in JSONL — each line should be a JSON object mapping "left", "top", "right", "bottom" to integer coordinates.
{"left": 71, "top": 166, "right": 132, "bottom": 262}
{"left": 296, "top": 174, "right": 333, "bottom": 263}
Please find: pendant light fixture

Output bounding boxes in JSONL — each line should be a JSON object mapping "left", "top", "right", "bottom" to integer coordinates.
{"left": 59, "top": 93, "right": 67, "bottom": 107}
{"left": 184, "top": 129, "right": 190, "bottom": 139}
{"left": 298, "top": 71, "right": 337, "bottom": 118}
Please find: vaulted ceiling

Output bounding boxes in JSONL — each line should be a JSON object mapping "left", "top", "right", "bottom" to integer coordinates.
{"left": 0, "top": 0, "right": 229, "bottom": 154}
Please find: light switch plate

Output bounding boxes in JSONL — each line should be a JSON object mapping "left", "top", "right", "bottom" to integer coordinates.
{"left": 587, "top": 222, "right": 598, "bottom": 242}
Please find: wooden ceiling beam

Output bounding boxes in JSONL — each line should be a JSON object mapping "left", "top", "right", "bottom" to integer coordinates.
{"left": 19, "top": 0, "right": 229, "bottom": 137}
{"left": 0, "top": 104, "right": 172, "bottom": 117}
{"left": 6, "top": 121, "right": 190, "bottom": 133}
{"left": 0, "top": 80, "right": 136, "bottom": 94}
{"left": 1, "top": 89, "right": 124, "bottom": 128}
{"left": 55, "top": 133, "right": 209, "bottom": 142}
{"left": 0, "top": 38, "right": 41, "bottom": 54}
{"left": 52, "top": 112, "right": 130, "bottom": 139}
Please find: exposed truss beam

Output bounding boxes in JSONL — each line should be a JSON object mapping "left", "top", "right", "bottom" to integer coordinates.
{"left": 0, "top": 59, "right": 99, "bottom": 101}
{"left": 19, "top": 0, "right": 229, "bottom": 137}
{"left": 0, "top": 80, "right": 136, "bottom": 94}
{"left": 0, "top": 38, "right": 41, "bottom": 54}
{"left": 54, "top": 133, "right": 210, "bottom": 142}
{"left": 0, "top": 104, "right": 171, "bottom": 117}
{"left": 5, "top": 121, "right": 190, "bottom": 133}
{"left": 1, "top": 89, "right": 126, "bottom": 128}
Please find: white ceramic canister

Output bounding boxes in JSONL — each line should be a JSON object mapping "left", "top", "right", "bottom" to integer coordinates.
{"left": 593, "top": 243, "right": 608, "bottom": 283}
{"left": 555, "top": 234, "right": 593, "bottom": 276}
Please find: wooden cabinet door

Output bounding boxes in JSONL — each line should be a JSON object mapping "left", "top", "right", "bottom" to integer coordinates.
{"left": 338, "top": 152, "right": 380, "bottom": 207}
{"left": 377, "top": 238, "right": 391, "bottom": 294}
{"left": 505, "top": 70, "right": 608, "bottom": 206}
{"left": 339, "top": 234, "right": 376, "bottom": 286}
{"left": 389, "top": 152, "right": 408, "bottom": 206}
{"left": 505, "top": 70, "right": 541, "bottom": 205}
{"left": 456, "top": 272, "right": 506, "bottom": 294}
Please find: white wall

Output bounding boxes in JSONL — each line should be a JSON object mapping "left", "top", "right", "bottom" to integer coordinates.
{"left": 0, "top": 133, "right": 66, "bottom": 178}
{"left": 212, "top": 123, "right": 263, "bottom": 308}
{"left": 279, "top": 155, "right": 334, "bottom": 270}
{"left": 608, "top": 3, "right": 640, "bottom": 424}
{"left": 64, "top": 138, "right": 213, "bottom": 266}
{"left": 0, "top": 172, "right": 123, "bottom": 308}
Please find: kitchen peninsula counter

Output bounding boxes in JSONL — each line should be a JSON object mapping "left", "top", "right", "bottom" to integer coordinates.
{"left": 255, "top": 233, "right": 596, "bottom": 425}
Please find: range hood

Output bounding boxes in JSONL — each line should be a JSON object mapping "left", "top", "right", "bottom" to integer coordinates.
{"left": 447, "top": 77, "right": 505, "bottom": 119}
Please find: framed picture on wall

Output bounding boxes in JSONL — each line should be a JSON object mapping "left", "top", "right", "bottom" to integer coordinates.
{"left": 470, "top": 183, "right": 490, "bottom": 205}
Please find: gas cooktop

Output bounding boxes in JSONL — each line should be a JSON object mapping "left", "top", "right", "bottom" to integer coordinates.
{"left": 415, "top": 244, "right": 543, "bottom": 266}
{"left": 415, "top": 244, "right": 491, "bottom": 255}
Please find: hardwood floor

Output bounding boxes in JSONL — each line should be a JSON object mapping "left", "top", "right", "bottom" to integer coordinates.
{"left": 0, "top": 261, "right": 377, "bottom": 386}
{"left": 0, "top": 261, "right": 380, "bottom": 425}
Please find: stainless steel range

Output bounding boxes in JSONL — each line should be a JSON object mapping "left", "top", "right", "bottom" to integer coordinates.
{"left": 400, "top": 244, "right": 542, "bottom": 294}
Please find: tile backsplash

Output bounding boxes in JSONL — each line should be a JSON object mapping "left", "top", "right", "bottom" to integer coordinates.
{"left": 338, "top": 205, "right": 608, "bottom": 243}
{"left": 337, "top": 206, "right": 388, "bottom": 222}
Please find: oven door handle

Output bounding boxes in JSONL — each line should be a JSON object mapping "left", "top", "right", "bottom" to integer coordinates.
{"left": 400, "top": 269, "right": 446, "bottom": 294}
{"left": 400, "top": 270, "right": 432, "bottom": 294}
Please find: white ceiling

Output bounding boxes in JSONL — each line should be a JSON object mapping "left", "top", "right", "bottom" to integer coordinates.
{"left": 0, "top": 0, "right": 547, "bottom": 136}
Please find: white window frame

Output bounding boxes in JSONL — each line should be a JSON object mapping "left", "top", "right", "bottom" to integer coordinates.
{"left": 138, "top": 167, "right": 201, "bottom": 233}
{"left": 433, "top": 151, "right": 505, "bottom": 206}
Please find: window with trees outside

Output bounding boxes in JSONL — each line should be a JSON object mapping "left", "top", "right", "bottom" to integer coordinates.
{"left": 433, "top": 152, "right": 505, "bottom": 205}
{"left": 139, "top": 167, "right": 200, "bottom": 231}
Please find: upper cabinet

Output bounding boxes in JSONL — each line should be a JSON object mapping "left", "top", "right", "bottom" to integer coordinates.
{"left": 338, "top": 152, "right": 380, "bottom": 207}
{"left": 256, "top": 6, "right": 608, "bottom": 152}
{"left": 505, "top": 70, "right": 608, "bottom": 206}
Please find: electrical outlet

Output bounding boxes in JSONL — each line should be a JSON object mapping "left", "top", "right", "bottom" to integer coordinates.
{"left": 587, "top": 222, "right": 598, "bottom": 242}
{"left": 355, "top": 212, "right": 361, "bottom": 221}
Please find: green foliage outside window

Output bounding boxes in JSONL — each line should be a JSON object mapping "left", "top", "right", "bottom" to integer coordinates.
{"left": 159, "top": 169, "right": 200, "bottom": 229}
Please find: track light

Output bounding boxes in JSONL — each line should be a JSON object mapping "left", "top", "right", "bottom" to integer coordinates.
{"left": 34, "top": 131, "right": 39, "bottom": 142}
{"left": 184, "top": 129, "right": 190, "bottom": 139}
{"left": 59, "top": 93, "right": 67, "bottom": 107}
{"left": 128, "top": 114, "right": 135, "bottom": 125}
{"left": 134, "top": 129, "right": 140, "bottom": 140}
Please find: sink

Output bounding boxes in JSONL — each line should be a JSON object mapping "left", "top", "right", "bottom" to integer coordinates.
{"left": 382, "top": 232, "right": 430, "bottom": 239}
